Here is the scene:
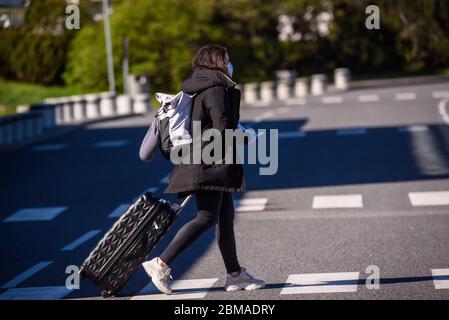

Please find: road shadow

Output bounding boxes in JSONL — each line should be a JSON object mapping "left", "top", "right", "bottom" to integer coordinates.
{"left": 1, "top": 116, "right": 449, "bottom": 298}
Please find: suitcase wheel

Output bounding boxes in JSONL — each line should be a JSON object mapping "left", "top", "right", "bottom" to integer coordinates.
{"left": 101, "top": 290, "right": 115, "bottom": 298}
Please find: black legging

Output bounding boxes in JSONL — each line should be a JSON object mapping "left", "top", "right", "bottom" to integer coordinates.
{"left": 159, "top": 190, "right": 241, "bottom": 274}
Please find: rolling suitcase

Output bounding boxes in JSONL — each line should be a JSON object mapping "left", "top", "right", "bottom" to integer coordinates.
{"left": 79, "top": 192, "right": 192, "bottom": 298}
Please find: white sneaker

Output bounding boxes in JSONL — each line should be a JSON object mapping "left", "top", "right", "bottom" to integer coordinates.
{"left": 224, "top": 267, "right": 266, "bottom": 291}
{"left": 142, "top": 258, "right": 172, "bottom": 295}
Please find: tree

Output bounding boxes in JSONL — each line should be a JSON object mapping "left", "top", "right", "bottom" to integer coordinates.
{"left": 0, "top": 0, "right": 94, "bottom": 84}
{"left": 64, "top": 0, "right": 215, "bottom": 92}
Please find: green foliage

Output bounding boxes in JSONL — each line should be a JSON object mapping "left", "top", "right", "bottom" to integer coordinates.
{"left": 0, "top": 77, "right": 87, "bottom": 116}
{"left": 0, "top": 0, "right": 94, "bottom": 85}
{"left": 63, "top": 23, "right": 109, "bottom": 92}
{"left": 2, "top": 0, "right": 449, "bottom": 92}
{"left": 64, "top": 0, "right": 216, "bottom": 92}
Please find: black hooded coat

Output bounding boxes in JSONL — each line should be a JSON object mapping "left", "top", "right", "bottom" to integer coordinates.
{"left": 164, "top": 67, "right": 245, "bottom": 196}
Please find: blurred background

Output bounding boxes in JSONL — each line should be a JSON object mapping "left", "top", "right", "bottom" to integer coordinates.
{"left": 1, "top": 0, "right": 448, "bottom": 115}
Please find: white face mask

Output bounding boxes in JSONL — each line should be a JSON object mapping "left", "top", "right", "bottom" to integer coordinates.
{"left": 227, "top": 62, "right": 233, "bottom": 78}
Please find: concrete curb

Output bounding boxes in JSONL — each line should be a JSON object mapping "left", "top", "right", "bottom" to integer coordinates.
{"left": 0, "top": 113, "right": 151, "bottom": 156}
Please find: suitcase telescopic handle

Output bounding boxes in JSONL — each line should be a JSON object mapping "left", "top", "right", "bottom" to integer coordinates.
{"left": 179, "top": 194, "right": 193, "bottom": 209}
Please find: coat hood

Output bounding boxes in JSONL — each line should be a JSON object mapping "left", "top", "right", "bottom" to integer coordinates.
{"left": 181, "top": 68, "right": 236, "bottom": 94}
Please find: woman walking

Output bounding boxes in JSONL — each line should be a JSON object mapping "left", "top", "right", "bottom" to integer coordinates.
{"left": 142, "top": 45, "right": 265, "bottom": 295}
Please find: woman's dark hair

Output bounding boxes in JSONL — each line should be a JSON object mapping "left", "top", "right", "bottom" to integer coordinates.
{"left": 192, "top": 45, "right": 230, "bottom": 76}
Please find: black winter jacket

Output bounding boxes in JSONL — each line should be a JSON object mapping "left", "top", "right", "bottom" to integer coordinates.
{"left": 164, "top": 68, "right": 245, "bottom": 195}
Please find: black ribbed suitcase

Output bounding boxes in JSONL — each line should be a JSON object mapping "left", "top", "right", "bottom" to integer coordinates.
{"left": 79, "top": 192, "right": 192, "bottom": 298}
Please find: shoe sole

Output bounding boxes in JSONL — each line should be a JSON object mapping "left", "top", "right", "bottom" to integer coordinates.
{"left": 225, "top": 283, "right": 266, "bottom": 291}
{"left": 142, "top": 262, "right": 172, "bottom": 295}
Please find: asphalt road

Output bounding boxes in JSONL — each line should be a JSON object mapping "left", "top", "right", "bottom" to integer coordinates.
{"left": 1, "top": 81, "right": 449, "bottom": 300}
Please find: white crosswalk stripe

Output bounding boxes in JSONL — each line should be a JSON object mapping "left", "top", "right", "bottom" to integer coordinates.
{"left": 336, "top": 128, "right": 367, "bottom": 136}
{"left": 94, "top": 140, "right": 128, "bottom": 148}
{"left": 261, "top": 111, "right": 276, "bottom": 119}
{"left": 108, "top": 204, "right": 130, "bottom": 218}
{"left": 2, "top": 261, "right": 53, "bottom": 289}
{"left": 278, "top": 131, "right": 307, "bottom": 139}
{"left": 32, "top": 144, "right": 66, "bottom": 151}
{"left": 408, "top": 191, "right": 449, "bottom": 207}
{"left": 285, "top": 98, "right": 306, "bottom": 106}
{"left": 0, "top": 286, "right": 72, "bottom": 300}
{"left": 313, "top": 194, "right": 363, "bottom": 209}
{"left": 398, "top": 125, "right": 429, "bottom": 133}
{"left": 286, "top": 98, "right": 306, "bottom": 106}
{"left": 395, "top": 92, "right": 416, "bottom": 101}
{"left": 277, "top": 107, "right": 290, "bottom": 114}
{"left": 131, "top": 278, "right": 219, "bottom": 300}
{"left": 322, "top": 96, "right": 343, "bottom": 104}
{"left": 60, "top": 230, "right": 101, "bottom": 251}
{"left": 433, "top": 91, "right": 449, "bottom": 99}
{"left": 250, "top": 102, "right": 270, "bottom": 108}
{"left": 3, "top": 207, "right": 67, "bottom": 222}
{"left": 234, "top": 198, "right": 268, "bottom": 212}
{"left": 358, "top": 95, "right": 379, "bottom": 102}
{"left": 431, "top": 269, "right": 449, "bottom": 289}
{"left": 280, "top": 272, "right": 360, "bottom": 295}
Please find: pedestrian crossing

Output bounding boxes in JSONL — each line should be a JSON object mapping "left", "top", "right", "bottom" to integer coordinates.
{"left": 0, "top": 286, "right": 72, "bottom": 300}
{"left": 234, "top": 198, "right": 268, "bottom": 212}
{"left": 31, "top": 144, "right": 66, "bottom": 151}
{"left": 247, "top": 90, "right": 449, "bottom": 108}
{"left": 60, "top": 230, "right": 102, "bottom": 251}
{"left": 1, "top": 261, "right": 53, "bottom": 289}
{"left": 4, "top": 189, "right": 449, "bottom": 225}
{"left": 1, "top": 183, "right": 448, "bottom": 300}
{"left": 280, "top": 272, "right": 360, "bottom": 295}
{"left": 312, "top": 194, "right": 363, "bottom": 209}
{"left": 1, "top": 267, "right": 448, "bottom": 300}
{"left": 431, "top": 269, "right": 449, "bottom": 290}
{"left": 3, "top": 207, "right": 67, "bottom": 222}
{"left": 93, "top": 140, "right": 128, "bottom": 148}
{"left": 131, "top": 278, "right": 219, "bottom": 300}
{"left": 408, "top": 191, "right": 449, "bottom": 207}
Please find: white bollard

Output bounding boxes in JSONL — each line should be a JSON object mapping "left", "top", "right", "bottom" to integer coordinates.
{"left": 71, "top": 95, "right": 87, "bottom": 122}
{"left": 116, "top": 95, "right": 133, "bottom": 115}
{"left": 311, "top": 74, "right": 327, "bottom": 96}
{"left": 16, "top": 105, "right": 30, "bottom": 113}
{"left": 43, "top": 105, "right": 56, "bottom": 128}
{"left": 276, "top": 80, "right": 291, "bottom": 100}
{"left": 243, "top": 83, "right": 259, "bottom": 105}
{"left": 59, "top": 98, "right": 74, "bottom": 124}
{"left": 44, "top": 98, "right": 64, "bottom": 125}
{"left": 55, "top": 103, "right": 65, "bottom": 125}
{"left": 334, "top": 68, "right": 351, "bottom": 91}
{"left": 294, "top": 78, "right": 309, "bottom": 97}
{"left": 260, "top": 81, "right": 275, "bottom": 102}
{"left": 99, "top": 92, "right": 117, "bottom": 117}
{"left": 85, "top": 94, "right": 101, "bottom": 120}
{"left": 133, "top": 93, "right": 150, "bottom": 114}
